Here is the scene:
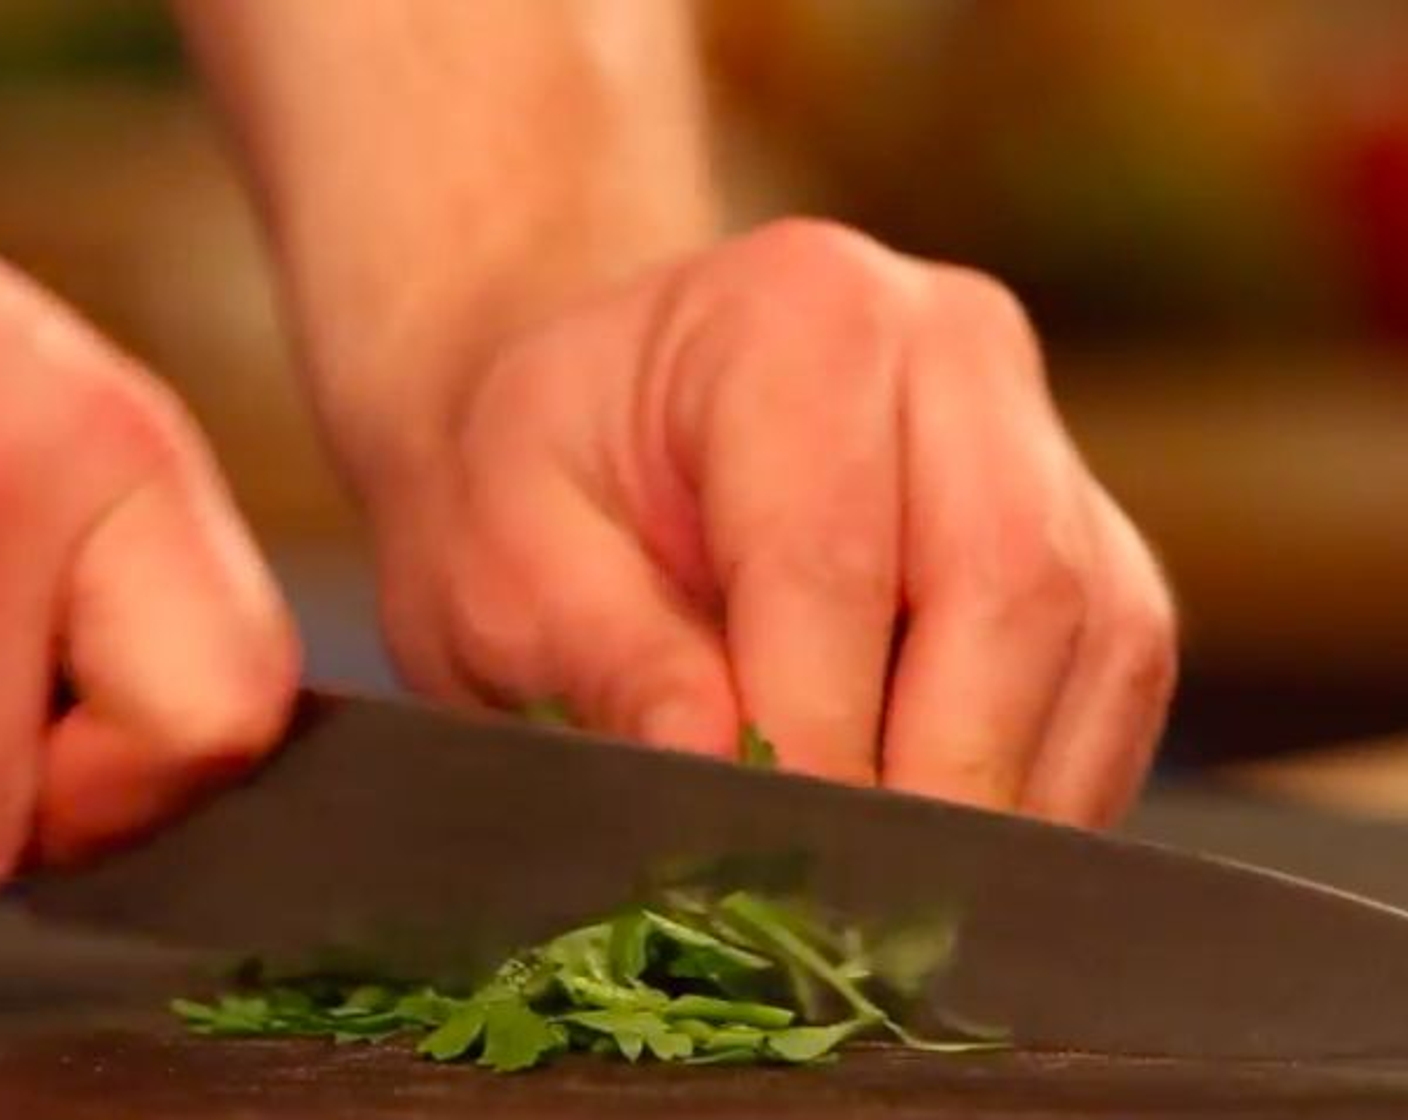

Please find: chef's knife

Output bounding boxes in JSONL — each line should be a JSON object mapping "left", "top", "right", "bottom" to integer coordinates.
{"left": 8, "top": 689, "right": 1408, "bottom": 1061}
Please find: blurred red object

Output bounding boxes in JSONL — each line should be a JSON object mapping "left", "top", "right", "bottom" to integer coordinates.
{"left": 1338, "top": 114, "right": 1408, "bottom": 340}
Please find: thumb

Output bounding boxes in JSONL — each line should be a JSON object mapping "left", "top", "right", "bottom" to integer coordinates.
{"left": 37, "top": 443, "right": 299, "bottom": 865}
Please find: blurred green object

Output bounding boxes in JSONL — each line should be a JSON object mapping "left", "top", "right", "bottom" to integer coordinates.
{"left": 0, "top": 0, "right": 183, "bottom": 85}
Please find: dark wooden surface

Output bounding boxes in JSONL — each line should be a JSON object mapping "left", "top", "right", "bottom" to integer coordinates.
{"left": 6, "top": 1021, "right": 1408, "bottom": 1120}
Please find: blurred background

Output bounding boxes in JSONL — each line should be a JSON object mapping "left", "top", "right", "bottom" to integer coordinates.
{"left": 6, "top": 0, "right": 1408, "bottom": 813}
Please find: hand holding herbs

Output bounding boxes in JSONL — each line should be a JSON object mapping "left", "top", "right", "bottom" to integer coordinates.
{"left": 173, "top": 889, "right": 1002, "bottom": 1073}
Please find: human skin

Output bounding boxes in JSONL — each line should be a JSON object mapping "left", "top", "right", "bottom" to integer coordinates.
{"left": 0, "top": 263, "right": 298, "bottom": 874}
{"left": 0, "top": 3, "right": 1176, "bottom": 878}
{"left": 174, "top": 0, "right": 1177, "bottom": 827}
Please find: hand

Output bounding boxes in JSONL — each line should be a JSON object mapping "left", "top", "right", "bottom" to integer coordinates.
{"left": 0, "top": 263, "right": 299, "bottom": 874}
{"left": 352, "top": 220, "right": 1176, "bottom": 827}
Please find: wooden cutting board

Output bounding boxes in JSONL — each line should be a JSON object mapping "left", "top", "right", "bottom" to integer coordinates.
{"left": 5, "top": 1020, "right": 1408, "bottom": 1119}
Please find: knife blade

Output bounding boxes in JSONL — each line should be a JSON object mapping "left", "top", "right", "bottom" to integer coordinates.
{"left": 7, "top": 689, "right": 1408, "bottom": 1061}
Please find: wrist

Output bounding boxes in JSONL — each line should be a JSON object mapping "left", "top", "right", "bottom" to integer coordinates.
{"left": 292, "top": 203, "right": 716, "bottom": 516}
{"left": 177, "top": 0, "right": 720, "bottom": 513}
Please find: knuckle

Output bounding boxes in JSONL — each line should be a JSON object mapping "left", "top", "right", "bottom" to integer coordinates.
{"left": 968, "top": 519, "right": 1088, "bottom": 635}
{"left": 0, "top": 362, "right": 195, "bottom": 490}
{"left": 79, "top": 373, "right": 194, "bottom": 476}
{"left": 721, "top": 220, "right": 895, "bottom": 324}
{"left": 0, "top": 370, "right": 185, "bottom": 525}
{"left": 0, "top": 272, "right": 180, "bottom": 467}
{"left": 733, "top": 217, "right": 878, "bottom": 272}
{"left": 0, "top": 262, "right": 91, "bottom": 356}
{"left": 930, "top": 266, "right": 1040, "bottom": 361}
{"left": 750, "top": 527, "right": 896, "bottom": 616}
{"left": 705, "top": 220, "right": 910, "bottom": 399}
{"left": 1108, "top": 586, "right": 1179, "bottom": 702}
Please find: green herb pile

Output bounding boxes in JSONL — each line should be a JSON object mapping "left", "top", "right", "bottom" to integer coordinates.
{"left": 174, "top": 712, "right": 1001, "bottom": 1072}
{"left": 172, "top": 888, "right": 1002, "bottom": 1073}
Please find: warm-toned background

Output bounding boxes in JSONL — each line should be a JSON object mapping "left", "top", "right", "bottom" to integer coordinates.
{"left": 7, "top": 0, "right": 1408, "bottom": 806}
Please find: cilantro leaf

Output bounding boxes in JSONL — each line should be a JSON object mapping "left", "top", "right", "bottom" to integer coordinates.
{"left": 343, "top": 984, "right": 395, "bottom": 1012}
{"left": 561, "top": 973, "right": 665, "bottom": 1012}
{"left": 542, "top": 924, "right": 612, "bottom": 986}
{"left": 864, "top": 910, "right": 958, "bottom": 999}
{"left": 418, "top": 1003, "right": 487, "bottom": 1062}
{"left": 644, "top": 1026, "right": 694, "bottom": 1061}
{"left": 478, "top": 999, "right": 564, "bottom": 1073}
{"left": 170, "top": 998, "right": 215, "bottom": 1023}
{"left": 739, "top": 724, "right": 778, "bottom": 768}
{"left": 521, "top": 698, "right": 572, "bottom": 727}
{"left": 395, "top": 989, "right": 461, "bottom": 1027}
{"left": 561, "top": 1009, "right": 687, "bottom": 1063}
{"left": 765, "top": 1019, "right": 867, "bottom": 1063}
{"left": 607, "top": 909, "right": 652, "bottom": 983}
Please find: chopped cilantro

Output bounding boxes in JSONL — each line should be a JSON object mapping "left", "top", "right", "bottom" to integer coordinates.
{"left": 520, "top": 698, "right": 573, "bottom": 727}
{"left": 739, "top": 724, "right": 778, "bottom": 768}
{"left": 478, "top": 999, "right": 565, "bottom": 1072}
{"left": 417, "top": 1003, "right": 487, "bottom": 1061}
{"left": 172, "top": 887, "right": 1005, "bottom": 1073}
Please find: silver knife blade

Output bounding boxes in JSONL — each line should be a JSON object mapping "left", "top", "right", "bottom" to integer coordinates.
{"left": 8, "top": 690, "right": 1408, "bottom": 1060}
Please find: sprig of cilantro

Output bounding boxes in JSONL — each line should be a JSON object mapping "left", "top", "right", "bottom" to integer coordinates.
{"left": 739, "top": 724, "right": 778, "bottom": 769}
{"left": 172, "top": 889, "right": 1006, "bottom": 1073}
